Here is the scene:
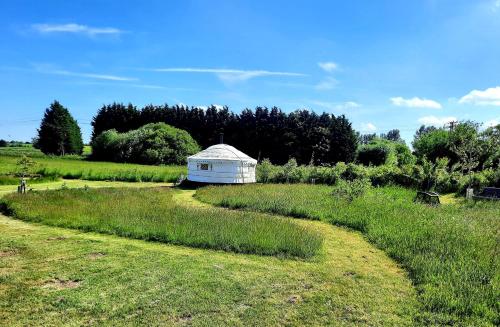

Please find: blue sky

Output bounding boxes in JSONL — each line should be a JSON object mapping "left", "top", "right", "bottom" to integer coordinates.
{"left": 1, "top": 0, "right": 500, "bottom": 144}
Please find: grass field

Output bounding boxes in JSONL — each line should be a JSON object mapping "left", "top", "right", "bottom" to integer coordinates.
{"left": 196, "top": 184, "right": 500, "bottom": 326}
{"left": 0, "top": 182, "right": 419, "bottom": 325}
{"left": 0, "top": 155, "right": 186, "bottom": 183}
{"left": 0, "top": 208, "right": 418, "bottom": 326}
{"left": 1, "top": 187, "right": 322, "bottom": 258}
{"left": 0, "top": 145, "right": 46, "bottom": 158}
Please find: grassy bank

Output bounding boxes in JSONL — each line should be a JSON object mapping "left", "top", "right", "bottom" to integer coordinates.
{"left": 0, "top": 187, "right": 322, "bottom": 258}
{"left": 196, "top": 184, "right": 500, "bottom": 326}
{"left": 0, "top": 155, "right": 186, "bottom": 183}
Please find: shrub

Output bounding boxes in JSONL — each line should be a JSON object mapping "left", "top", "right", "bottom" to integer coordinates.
{"left": 91, "top": 123, "right": 200, "bottom": 165}
{"left": 341, "top": 163, "right": 368, "bottom": 181}
{"left": 357, "top": 143, "right": 391, "bottom": 166}
{"left": 368, "top": 164, "right": 401, "bottom": 186}
{"left": 394, "top": 142, "right": 416, "bottom": 166}
{"left": 331, "top": 178, "right": 371, "bottom": 202}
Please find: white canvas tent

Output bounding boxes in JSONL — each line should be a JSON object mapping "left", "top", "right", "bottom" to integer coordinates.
{"left": 187, "top": 144, "right": 257, "bottom": 184}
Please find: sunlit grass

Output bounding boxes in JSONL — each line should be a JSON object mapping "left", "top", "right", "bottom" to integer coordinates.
{"left": 0, "top": 155, "right": 186, "bottom": 183}
{"left": 196, "top": 184, "right": 500, "bottom": 326}
{"left": 1, "top": 187, "right": 322, "bottom": 258}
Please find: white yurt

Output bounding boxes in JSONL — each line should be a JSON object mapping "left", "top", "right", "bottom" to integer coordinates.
{"left": 187, "top": 143, "right": 257, "bottom": 184}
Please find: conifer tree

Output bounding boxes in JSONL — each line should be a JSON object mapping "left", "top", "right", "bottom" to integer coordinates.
{"left": 37, "top": 101, "right": 83, "bottom": 155}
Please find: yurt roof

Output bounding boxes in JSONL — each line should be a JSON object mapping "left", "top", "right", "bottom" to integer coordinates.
{"left": 188, "top": 144, "right": 257, "bottom": 163}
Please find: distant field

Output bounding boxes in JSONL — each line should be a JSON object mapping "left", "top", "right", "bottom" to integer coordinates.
{"left": 196, "top": 184, "right": 500, "bottom": 326}
{"left": 1, "top": 187, "right": 322, "bottom": 258}
{"left": 0, "top": 155, "right": 186, "bottom": 183}
{"left": 0, "top": 146, "right": 46, "bottom": 158}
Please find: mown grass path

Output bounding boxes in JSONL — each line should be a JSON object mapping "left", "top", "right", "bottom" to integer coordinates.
{"left": 0, "top": 183, "right": 419, "bottom": 326}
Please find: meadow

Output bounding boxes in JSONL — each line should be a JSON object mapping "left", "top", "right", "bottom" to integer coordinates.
{"left": 0, "top": 208, "right": 418, "bottom": 326}
{"left": 0, "top": 145, "right": 46, "bottom": 158}
{"left": 0, "top": 187, "right": 322, "bottom": 258}
{"left": 196, "top": 184, "right": 500, "bottom": 326}
{"left": 0, "top": 154, "right": 186, "bottom": 183}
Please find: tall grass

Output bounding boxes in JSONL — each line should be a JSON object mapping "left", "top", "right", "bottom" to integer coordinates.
{"left": 0, "top": 155, "right": 186, "bottom": 183}
{"left": 0, "top": 187, "right": 322, "bottom": 258}
{"left": 0, "top": 146, "right": 46, "bottom": 158}
{"left": 196, "top": 184, "right": 500, "bottom": 326}
{"left": 0, "top": 174, "right": 60, "bottom": 185}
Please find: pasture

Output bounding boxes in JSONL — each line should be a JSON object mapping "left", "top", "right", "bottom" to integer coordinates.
{"left": 0, "top": 154, "right": 186, "bottom": 183}
{"left": 196, "top": 184, "right": 500, "bottom": 326}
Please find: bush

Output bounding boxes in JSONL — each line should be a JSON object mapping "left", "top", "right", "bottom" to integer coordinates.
{"left": 91, "top": 123, "right": 200, "bottom": 165}
{"left": 357, "top": 143, "right": 391, "bottom": 166}
{"left": 331, "top": 178, "right": 371, "bottom": 202}
{"left": 357, "top": 138, "right": 414, "bottom": 168}
{"left": 394, "top": 142, "right": 416, "bottom": 166}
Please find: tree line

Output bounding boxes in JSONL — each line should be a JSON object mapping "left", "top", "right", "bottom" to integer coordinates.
{"left": 91, "top": 103, "right": 358, "bottom": 165}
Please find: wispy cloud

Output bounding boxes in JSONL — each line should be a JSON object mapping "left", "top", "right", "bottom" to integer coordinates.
{"left": 458, "top": 86, "right": 500, "bottom": 106}
{"left": 337, "top": 101, "right": 360, "bottom": 109}
{"left": 315, "top": 77, "right": 338, "bottom": 90}
{"left": 318, "top": 61, "right": 338, "bottom": 73}
{"left": 418, "top": 115, "right": 457, "bottom": 126}
{"left": 150, "top": 67, "right": 306, "bottom": 82}
{"left": 310, "top": 100, "right": 360, "bottom": 111}
{"left": 33, "top": 64, "right": 136, "bottom": 81}
{"left": 32, "top": 23, "right": 123, "bottom": 36}
{"left": 360, "top": 123, "right": 377, "bottom": 132}
{"left": 391, "top": 96, "right": 442, "bottom": 109}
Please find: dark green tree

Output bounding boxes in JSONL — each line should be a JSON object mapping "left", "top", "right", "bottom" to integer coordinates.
{"left": 37, "top": 101, "right": 83, "bottom": 155}
{"left": 327, "top": 115, "right": 358, "bottom": 164}
{"left": 381, "top": 129, "right": 403, "bottom": 143}
{"left": 412, "top": 128, "right": 454, "bottom": 163}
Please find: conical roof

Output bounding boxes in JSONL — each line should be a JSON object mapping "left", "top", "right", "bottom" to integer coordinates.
{"left": 188, "top": 144, "right": 257, "bottom": 163}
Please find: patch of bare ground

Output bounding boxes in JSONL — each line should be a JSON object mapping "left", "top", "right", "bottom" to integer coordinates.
{"left": 42, "top": 278, "right": 81, "bottom": 289}
{"left": 0, "top": 249, "right": 18, "bottom": 257}
{"left": 177, "top": 313, "right": 193, "bottom": 323}
{"left": 87, "top": 252, "right": 106, "bottom": 259}
{"left": 47, "top": 236, "right": 67, "bottom": 241}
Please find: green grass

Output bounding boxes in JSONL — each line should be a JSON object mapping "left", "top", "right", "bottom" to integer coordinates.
{"left": 82, "top": 145, "right": 92, "bottom": 156}
{"left": 0, "top": 155, "right": 186, "bottom": 183}
{"left": 0, "top": 187, "right": 322, "bottom": 258}
{"left": 0, "top": 146, "right": 46, "bottom": 158}
{"left": 195, "top": 184, "right": 500, "bottom": 326}
{"left": 0, "top": 174, "right": 61, "bottom": 185}
{"left": 0, "top": 204, "right": 418, "bottom": 326}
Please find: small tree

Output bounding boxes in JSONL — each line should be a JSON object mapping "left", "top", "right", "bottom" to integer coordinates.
{"left": 449, "top": 123, "right": 481, "bottom": 188}
{"left": 37, "top": 101, "right": 83, "bottom": 155}
{"left": 16, "top": 155, "right": 37, "bottom": 178}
